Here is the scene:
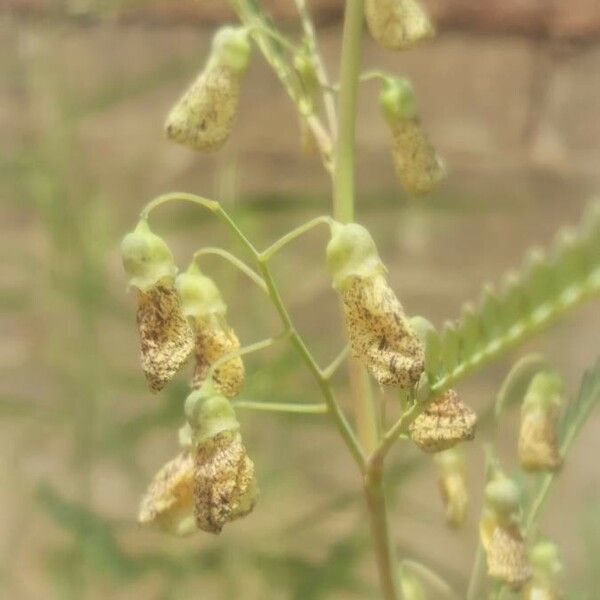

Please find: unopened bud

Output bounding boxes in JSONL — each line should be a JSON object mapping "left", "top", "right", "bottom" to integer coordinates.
{"left": 484, "top": 474, "right": 521, "bottom": 518}
{"left": 176, "top": 264, "right": 245, "bottom": 397}
{"left": 186, "top": 382, "right": 258, "bottom": 534}
{"left": 165, "top": 26, "right": 251, "bottom": 152}
{"left": 435, "top": 446, "right": 468, "bottom": 528}
{"left": 138, "top": 452, "right": 196, "bottom": 536}
{"left": 365, "top": 0, "right": 434, "bottom": 50}
{"left": 327, "top": 223, "right": 424, "bottom": 388}
{"left": 519, "top": 372, "right": 563, "bottom": 471}
{"left": 409, "top": 389, "right": 477, "bottom": 452}
{"left": 399, "top": 572, "right": 426, "bottom": 600}
{"left": 380, "top": 77, "right": 445, "bottom": 196}
{"left": 122, "top": 221, "right": 193, "bottom": 392}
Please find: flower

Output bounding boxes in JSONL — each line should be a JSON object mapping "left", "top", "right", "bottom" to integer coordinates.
{"left": 165, "top": 26, "right": 251, "bottom": 151}
{"left": 379, "top": 77, "right": 445, "bottom": 196}
{"left": 121, "top": 220, "right": 194, "bottom": 392}
{"left": 365, "top": 0, "right": 434, "bottom": 50}
{"left": 435, "top": 446, "right": 468, "bottom": 527}
{"left": 327, "top": 222, "right": 424, "bottom": 388}
{"left": 409, "top": 389, "right": 477, "bottom": 452}
{"left": 176, "top": 263, "right": 245, "bottom": 397}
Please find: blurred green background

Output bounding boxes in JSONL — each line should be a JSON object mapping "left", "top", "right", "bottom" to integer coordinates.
{"left": 1, "top": 2, "right": 600, "bottom": 598}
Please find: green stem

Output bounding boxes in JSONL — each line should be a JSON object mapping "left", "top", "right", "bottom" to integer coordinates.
{"left": 365, "top": 465, "right": 401, "bottom": 600}
{"left": 466, "top": 544, "right": 485, "bottom": 600}
{"left": 193, "top": 247, "right": 268, "bottom": 293}
{"left": 333, "top": 0, "right": 364, "bottom": 223}
{"left": 233, "top": 400, "right": 328, "bottom": 414}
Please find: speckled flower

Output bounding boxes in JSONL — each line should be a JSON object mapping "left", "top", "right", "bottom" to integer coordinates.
{"left": 365, "top": 0, "right": 434, "bottom": 50}
{"left": 327, "top": 222, "right": 424, "bottom": 388}
{"left": 165, "top": 26, "right": 251, "bottom": 151}
{"left": 121, "top": 220, "right": 194, "bottom": 392}
{"left": 519, "top": 372, "right": 563, "bottom": 472}
{"left": 409, "top": 389, "right": 477, "bottom": 453}
{"left": 380, "top": 77, "right": 445, "bottom": 196}
{"left": 138, "top": 451, "right": 196, "bottom": 536}
{"left": 176, "top": 263, "right": 245, "bottom": 398}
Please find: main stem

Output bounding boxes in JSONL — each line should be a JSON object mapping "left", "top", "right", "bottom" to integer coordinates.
{"left": 333, "top": 2, "right": 400, "bottom": 599}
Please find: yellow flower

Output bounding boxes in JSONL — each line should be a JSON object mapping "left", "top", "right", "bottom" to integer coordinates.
{"left": 176, "top": 263, "right": 245, "bottom": 397}
{"left": 327, "top": 222, "right": 424, "bottom": 388}
{"left": 138, "top": 452, "right": 196, "bottom": 536}
{"left": 365, "top": 0, "right": 434, "bottom": 50}
{"left": 121, "top": 221, "right": 194, "bottom": 392}
{"left": 409, "top": 389, "right": 477, "bottom": 453}
{"left": 435, "top": 446, "right": 468, "bottom": 528}
{"left": 380, "top": 77, "right": 445, "bottom": 196}
{"left": 165, "top": 26, "right": 251, "bottom": 151}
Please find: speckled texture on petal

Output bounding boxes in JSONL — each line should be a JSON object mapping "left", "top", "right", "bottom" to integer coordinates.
{"left": 519, "top": 407, "right": 562, "bottom": 471}
{"left": 136, "top": 279, "right": 194, "bottom": 392}
{"left": 340, "top": 274, "right": 424, "bottom": 387}
{"left": 365, "top": 0, "right": 434, "bottom": 50}
{"left": 138, "top": 452, "right": 195, "bottom": 535}
{"left": 390, "top": 118, "right": 445, "bottom": 196}
{"left": 409, "top": 389, "right": 477, "bottom": 452}
{"left": 194, "top": 431, "right": 258, "bottom": 534}
{"left": 486, "top": 524, "right": 532, "bottom": 590}
{"left": 191, "top": 320, "right": 245, "bottom": 398}
{"left": 165, "top": 65, "right": 241, "bottom": 152}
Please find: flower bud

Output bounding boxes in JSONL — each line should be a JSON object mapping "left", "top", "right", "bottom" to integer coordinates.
{"left": 327, "top": 223, "right": 424, "bottom": 388}
{"left": 365, "top": 0, "right": 434, "bottom": 50}
{"left": 380, "top": 77, "right": 445, "bottom": 196}
{"left": 138, "top": 451, "right": 196, "bottom": 536}
{"left": 480, "top": 473, "right": 531, "bottom": 590}
{"left": 434, "top": 446, "right": 468, "bottom": 528}
{"left": 165, "top": 26, "right": 251, "bottom": 152}
{"left": 519, "top": 372, "right": 563, "bottom": 472}
{"left": 122, "top": 221, "right": 194, "bottom": 392}
{"left": 176, "top": 264, "right": 245, "bottom": 397}
{"left": 409, "top": 389, "right": 477, "bottom": 452}
{"left": 186, "top": 383, "right": 258, "bottom": 534}
{"left": 522, "top": 540, "right": 562, "bottom": 598}
{"left": 399, "top": 572, "right": 426, "bottom": 600}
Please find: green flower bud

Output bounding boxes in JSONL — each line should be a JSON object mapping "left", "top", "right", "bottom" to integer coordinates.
{"left": 165, "top": 26, "right": 251, "bottom": 152}
{"left": 185, "top": 381, "right": 240, "bottom": 446}
{"left": 176, "top": 264, "right": 245, "bottom": 397}
{"left": 523, "top": 371, "right": 563, "bottom": 412}
{"left": 326, "top": 222, "right": 385, "bottom": 291}
{"left": 365, "top": 0, "right": 434, "bottom": 50}
{"left": 121, "top": 220, "right": 176, "bottom": 291}
{"left": 409, "top": 389, "right": 477, "bottom": 453}
{"left": 529, "top": 540, "right": 562, "bottom": 580}
{"left": 484, "top": 474, "right": 521, "bottom": 517}
{"left": 379, "top": 77, "right": 446, "bottom": 196}
{"left": 399, "top": 572, "right": 426, "bottom": 600}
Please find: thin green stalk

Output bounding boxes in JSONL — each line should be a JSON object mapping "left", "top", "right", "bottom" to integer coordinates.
{"left": 466, "top": 544, "right": 485, "bottom": 600}
{"left": 193, "top": 247, "right": 268, "bottom": 293}
{"left": 257, "top": 258, "right": 366, "bottom": 470}
{"left": 208, "top": 335, "right": 285, "bottom": 378}
{"left": 233, "top": 400, "right": 328, "bottom": 414}
{"left": 321, "top": 346, "right": 349, "bottom": 380}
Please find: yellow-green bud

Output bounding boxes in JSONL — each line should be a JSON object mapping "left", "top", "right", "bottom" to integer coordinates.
{"left": 529, "top": 540, "right": 562, "bottom": 579}
{"left": 121, "top": 220, "right": 176, "bottom": 291}
{"left": 435, "top": 446, "right": 468, "bottom": 528}
{"left": 326, "top": 222, "right": 385, "bottom": 291}
{"left": 185, "top": 381, "right": 240, "bottom": 446}
{"left": 175, "top": 263, "right": 227, "bottom": 320}
{"left": 379, "top": 77, "right": 417, "bottom": 123}
{"left": 485, "top": 474, "right": 521, "bottom": 517}
{"left": 210, "top": 26, "right": 251, "bottom": 73}
{"left": 365, "top": 0, "right": 434, "bottom": 50}
{"left": 399, "top": 572, "right": 426, "bottom": 600}
{"left": 523, "top": 371, "right": 563, "bottom": 412}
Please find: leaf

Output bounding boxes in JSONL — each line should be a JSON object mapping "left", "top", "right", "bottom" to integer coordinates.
{"left": 426, "top": 202, "right": 600, "bottom": 393}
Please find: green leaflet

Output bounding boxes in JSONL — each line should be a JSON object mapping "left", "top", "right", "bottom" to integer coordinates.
{"left": 426, "top": 202, "right": 600, "bottom": 393}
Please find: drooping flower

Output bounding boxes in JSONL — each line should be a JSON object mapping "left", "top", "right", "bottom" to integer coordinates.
{"left": 379, "top": 77, "right": 445, "bottom": 196}
{"left": 434, "top": 446, "right": 469, "bottom": 528}
{"left": 326, "top": 222, "right": 424, "bottom": 388}
{"left": 121, "top": 220, "right": 194, "bottom": 392}
{"left": 365, "top": 0, "right": 434, "bottom": 50}
{"left": 185, "top": 382, "right": 259, "bottom": 534}
{"left": 176, "top": 263, "right": 245, "bottom": 398}
{"left": 165, "top": 26, "right": 251, "bottom": 151}
{"left": 409, "top": 389, "right": 477, "bottom": 453}
{"left": 480, "top": 473, "right": 532, "bottom": 590}
{"left": 519, "top": 371, "right": 563, "bottom": 472}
